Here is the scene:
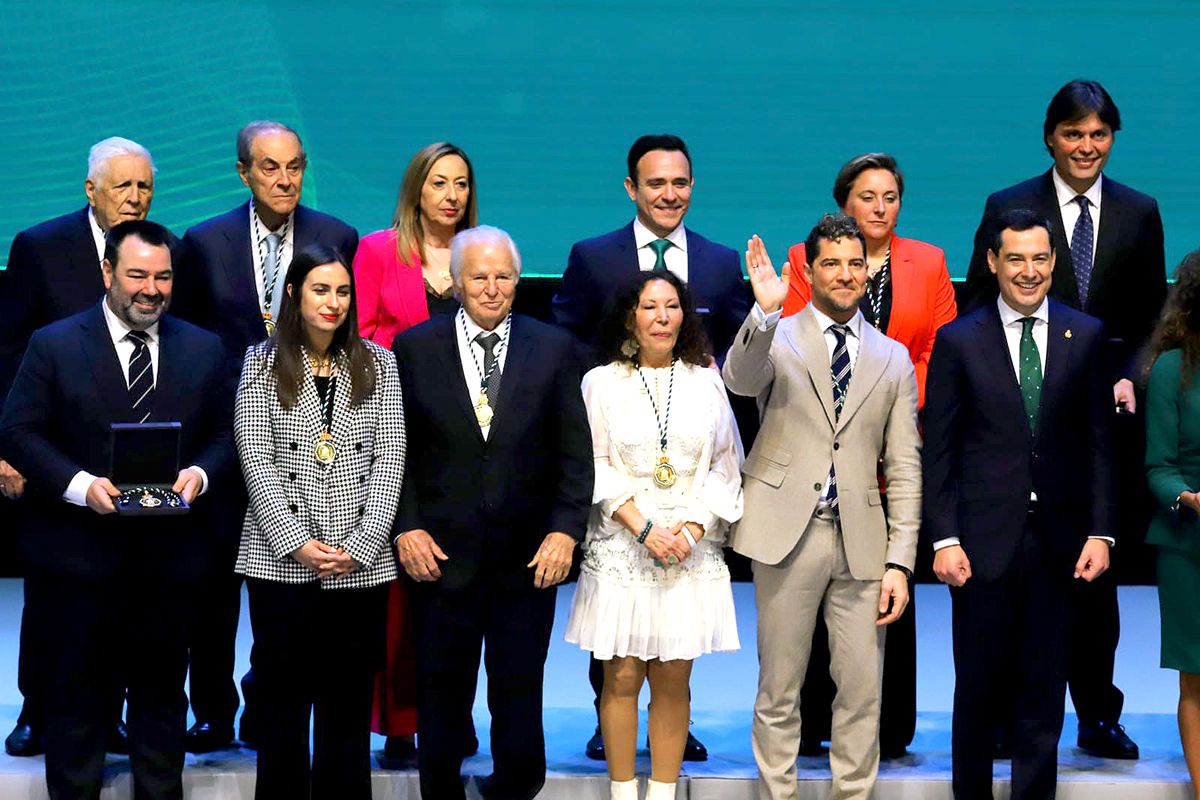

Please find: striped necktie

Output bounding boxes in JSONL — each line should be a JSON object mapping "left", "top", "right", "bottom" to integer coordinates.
{"left": 126, "top": 330, "right": 155, "bottom": 423}
{"left": 826, "top": 324, "right": 852, "bottom": 510}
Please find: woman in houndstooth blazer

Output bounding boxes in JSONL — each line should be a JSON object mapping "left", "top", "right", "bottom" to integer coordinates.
{"left": 234, "top": 244, "right": 404, "bottom": 800}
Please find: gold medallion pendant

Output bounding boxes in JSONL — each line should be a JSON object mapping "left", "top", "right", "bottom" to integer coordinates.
{"left": 315, "top": 431, "right": 337, "bottom": 465}
{"left": 139, "top": 492, "right": 162, "bottom": 509}
{"left": 263, "top": 312, "right": 275, "bottom": 335}
{"left": 653, "top": 452, "right": 677, "bottom": 488}
{"left": 474, "top": 392, "right": 494, "bottom": 426}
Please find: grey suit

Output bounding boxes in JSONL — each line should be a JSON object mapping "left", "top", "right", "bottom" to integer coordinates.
{"left": 723, "top": 304, "right": 920, "bottom": 800}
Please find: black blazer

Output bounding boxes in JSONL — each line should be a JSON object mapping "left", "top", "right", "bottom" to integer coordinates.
{"left": 962, "top": 169, "right": 1166, "bottom": 379}
{"left": 174, "top": 200, "right": 360, "bottom": 365}
{"left": 391, "top": 314, "right": 593, "bottom": 589}
{"left": 0, "top": 306, "right": 235, "bottom": 580}
{"left": 0, "top": 207, "right": 107, "bottom": 400}
{"left": 921, "top": 300, "right": 1116, "bottom": 580}
{"left": 550, "top": 222, "right": 750, "bottom": 362}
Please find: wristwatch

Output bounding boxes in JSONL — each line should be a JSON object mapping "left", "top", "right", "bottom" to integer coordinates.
{"left": 885, "top": 562, "right": 913, "bottom": 580}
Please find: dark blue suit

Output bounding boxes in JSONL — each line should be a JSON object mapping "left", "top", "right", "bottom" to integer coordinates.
{"left": 922, "top": 299, "right": 1116, "bottom": 799}
{"left": 551, "top": 222, "right": 749, "bottom": 360}
{"left": 392, "top": 313, "right": 593, "bottom": 800}
{"left": 0, "top": 304, "right": 234, "bottom": 798}
{"left": 171, "top": 199, "right": 358, "bottom": 735}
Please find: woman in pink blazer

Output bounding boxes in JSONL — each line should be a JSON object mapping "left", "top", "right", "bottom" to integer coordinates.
{"left": 354, "top": 142, "right": 478, "bottom": 765}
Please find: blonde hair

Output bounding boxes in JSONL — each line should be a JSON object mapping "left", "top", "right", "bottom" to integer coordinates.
{"left": 390, "top": 142, "right": 477, "bottom": 266}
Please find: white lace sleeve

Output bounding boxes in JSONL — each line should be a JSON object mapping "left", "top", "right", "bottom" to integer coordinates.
{"left": 684, "top": 366, "right": 745, "bottom": 539}
{"left": 582, "top": 365, "right": 636, "bottom": 521}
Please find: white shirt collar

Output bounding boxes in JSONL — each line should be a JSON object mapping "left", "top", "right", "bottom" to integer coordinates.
{"left": 250, "top": 203, "right": 295, "bottom": 242}
{"left": 87, "top": 207, "right": 107, "bottom": 263}
{"left": 100, "top": 298, "right": 159, "bottom": 347}
{"left": 458, "top": 307, "right": 512, "bottom": 343}
{"left": 810, "top": 304, "right": 864, "bottom": 338}
{"left": 996, "top": 294, "right": 1049, "bottom": 326}
{"left": 632, "top": 217, "right": 688, "bottom": 253}
{"left": 1052, "top": 168, "right": 1103, "bottom": 210}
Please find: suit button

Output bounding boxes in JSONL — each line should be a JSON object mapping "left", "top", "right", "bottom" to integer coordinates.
{"left": 288, "top": 503, "right": 298, "bottom": 514}
{"left": 290, "top": 442, "right": 298, "bottom": 451}
{"left": 813, "top": 483, "right": 822, "bottom": 491}
{"left": 288, "top": 473, "right": 296, "bottom": 482}
{"left": 833, "top": 443, "right": 840, "bottom": 451}
{"left": 357, "top": 506, "right": 365, "bottom": 517}
{"left": 359, "top": 475, "right": 366, "bottom": 484}
{"left": 355, "top": 442, "right": 363, "bottom": 452}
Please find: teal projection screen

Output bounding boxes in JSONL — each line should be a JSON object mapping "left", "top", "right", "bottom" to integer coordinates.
{"left": 1, "top": 0, "right": 1197, "bottom": 278}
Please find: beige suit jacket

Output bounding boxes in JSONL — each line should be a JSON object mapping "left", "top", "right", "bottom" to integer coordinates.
{"left": 722, "top": 305, "right": 921, "bottom": 579}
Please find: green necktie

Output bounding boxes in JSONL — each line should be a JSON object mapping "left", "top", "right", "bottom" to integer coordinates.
{"left": 650, "top": 239, "right": 672, "bottom": 272}
{"left": 1019, "top": 317, "right": 1043, "bottom": 431}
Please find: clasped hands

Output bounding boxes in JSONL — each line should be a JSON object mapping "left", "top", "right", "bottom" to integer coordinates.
{"left": 84, "top": 468, "right": 204, "bottom": 515}
{"left": 641, "top": 520, "right": 704, "bottom": 568}
{"left": 396, "top": 528, "right": 576, "bottom": 589}
{"left": 293, "top": 539, "right": 360, "bottom": 580}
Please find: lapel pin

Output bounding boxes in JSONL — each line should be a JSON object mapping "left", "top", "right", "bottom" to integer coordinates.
{"left": 1065, "top": 329, "right": 1073, "bottom": 339}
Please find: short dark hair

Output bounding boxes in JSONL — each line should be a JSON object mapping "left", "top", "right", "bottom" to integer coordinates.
{"left": 627, "top": 134, "right": 692, "bottom": 182}
{"left": 596, "top": 270, "right": 711, "bottom": 368}
{"left": 237, "top": 120, "right": 306, "bottom": 165}
{"left": 103, "top": 219, "right": 174, "bottom": 267}
{"left": 1043, "top": 80, "right": 1122, "bottom": 153}
{"left": 832, "top": 153, "right": 905, "bottom": 208}
{"left": 987, "top": 208, "right": 1055, "bottom": 255}
{"left": 804, "top": 213, "right": 866, "bottom": 265}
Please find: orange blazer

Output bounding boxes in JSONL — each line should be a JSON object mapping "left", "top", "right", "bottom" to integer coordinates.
{"left": 783, "top": 234, "right": 956, "bottom": 409}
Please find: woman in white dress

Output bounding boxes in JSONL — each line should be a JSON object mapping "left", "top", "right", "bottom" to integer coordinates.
{"left": 566, "top": 270, "right": 743, "bottom": 800}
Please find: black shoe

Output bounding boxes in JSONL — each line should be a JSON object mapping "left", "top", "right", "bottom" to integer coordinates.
{"left": 798, "top": 738, "right": 828, "bottom": 757}
{"left": 184, "top": 722, "right": 234, "bottom": 754}
{"left": 1077, "top": 721, "right": 1139, "bottom": 759}
{"left": 108, "top": 720, "right": 129, "bottom": 755}
{"left": 4, "top": 721, "right": 45, "bottom": 757}
{"left": 463, "top": 733, "right": 480, "bottom": 757}
{"left": 880, "top": 741, "right": 908, "bottom": 760}
{"left": 238, "top": 715, "right": 260, "bottom": 750}
{"left": 682, "top": 731, "right": 708, "bottom": 762}
{"left": 585, "top": 725, "right": 605, "bottom": 760}
{"left": 377, "top": 735, "right": 418, "bottom": 770}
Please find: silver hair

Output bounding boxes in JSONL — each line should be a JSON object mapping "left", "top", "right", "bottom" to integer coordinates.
{"left": 87, "top": 137, "right": 155, "bottom": 182}
{"left": 236, "top": 120, "right": 305, "bottom": 165}
{"left": 449, "top": 225, "right": 522, "bottom": 284}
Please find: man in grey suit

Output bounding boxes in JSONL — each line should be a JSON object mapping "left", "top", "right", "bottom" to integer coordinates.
{"left": 724, "top": 213, "right": 921, "bottom": 800}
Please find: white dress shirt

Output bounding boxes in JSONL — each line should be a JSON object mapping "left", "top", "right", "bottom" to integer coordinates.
{"left": 250, "top": 205, "right": 295, "bottom": 323}
{"left": 63, "top": 301, "right": 208, "bottom": 505}
{"left": 87, "top": 208, "right": 107, "bottom": 266}
{"left": 456, "top": 308, "right": 512, "bottom": 441}
{"left": 1052, "top": 168, "right": 1102, "bottom": 265}
{"left": 633, "top": 217, "right": 688, "bottom": 282}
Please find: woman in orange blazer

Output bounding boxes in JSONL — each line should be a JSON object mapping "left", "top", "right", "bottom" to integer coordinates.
{"left": 782, "top": 153, "right": 955, "bottom": 759}
{"left": 783, "top": 153, "right": 955, "bottom": 409}
{"left": 353, "top": 141, "right": 478, "bottom": 765}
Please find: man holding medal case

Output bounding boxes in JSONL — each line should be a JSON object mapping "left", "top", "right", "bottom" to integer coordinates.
{"left": 0, "top": 219, "right": 235, "bottom": 798}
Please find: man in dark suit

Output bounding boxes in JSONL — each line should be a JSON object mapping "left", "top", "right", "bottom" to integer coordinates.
{"left": 0, "top": 136, "right": 157, "bottom": 757}
{"left": 170, "top": 120, "right": 359, "bottom": 752}
{"left": 0, "top": 220, "right": 234, "bottom": 799}
{"left": 392, "top": 225, "right": 593, "bottom": 800}
{"left": 551, "top": 133, "right": 749, "bottom": 760}
{"left": 961, "top": 80, "right": 1162, "bottom": 759}
{"left": 924, "top": 209, "right": 1116, "bottom": 799}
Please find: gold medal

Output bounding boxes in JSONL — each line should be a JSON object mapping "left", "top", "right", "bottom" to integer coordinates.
{"left": 139, "top": 491, "right": 162, "bottom": 509}
{"left": 263, "top": 312, "right": 275, "bottom": 335}
{"left": 474, "top": 393, "right": 494, "bottom": 426}
{"left": 653, "top": 452, "right": 677, "bottom": 488}
{"left": 315, "top": 431, "right": 337, "bottom": 465}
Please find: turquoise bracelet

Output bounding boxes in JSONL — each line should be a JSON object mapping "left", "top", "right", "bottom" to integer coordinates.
{"left": 637, "top": 519, "right": 653, "bottom": 543}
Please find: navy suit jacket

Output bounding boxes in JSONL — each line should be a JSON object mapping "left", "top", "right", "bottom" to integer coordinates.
{"left": 921, "top": 300, "right": 1116, "bottom": 580}
{"left": 391, "top": 314, "right": 593, "bottom": 590}
{"left": 0, "top": 207, "right": 107, "bottom": 400}
{"left": 174, "top": 200, "right": 359, "bottom": 364}
{"left": 551, "top": 222, "right": 749, "bottom": 362}
{"left": 0, "top": 306, "right": 235, "bottom": 580}
{"left": 962, "top": 169, "right": 1166, "bottom": 380}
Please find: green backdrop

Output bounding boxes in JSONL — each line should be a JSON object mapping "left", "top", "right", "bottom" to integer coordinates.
{"left": 1, "top": 0, "right": 1196, "bottom": 278}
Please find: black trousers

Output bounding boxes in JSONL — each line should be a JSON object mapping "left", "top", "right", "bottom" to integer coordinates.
{"left": 246, "top": 579, "right": 388, "bottom": 800}
{"left": 951, "top": 520, "right": 1070, "bottom": 800}
{"left": 798, "top": 578, "right": 917, "bottom": 749}
{"left": 186, "top": 571, "right": 244, "bottom": 730}
{"left": 411, "top": 573, "right": 557, "bottom": 800}
{"left": 39, "top": 569, "right": 194, "bottom": 800}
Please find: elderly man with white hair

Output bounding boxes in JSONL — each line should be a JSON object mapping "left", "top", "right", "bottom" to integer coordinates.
{"left": 0, "top": 135, "right": 156, "bottom": 757}
{"left": 391, "top": 225, "right": 594, "bottom": 800}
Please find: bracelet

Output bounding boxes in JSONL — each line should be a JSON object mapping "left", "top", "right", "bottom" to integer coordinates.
{"left": 682, "top": 526, "right": 697, "bottom": 547}
{"left": 637, "top": 519, "right": 653, "bottom": 544}
{"left": 885, "top": 562, "right": 913, "bottom": 580}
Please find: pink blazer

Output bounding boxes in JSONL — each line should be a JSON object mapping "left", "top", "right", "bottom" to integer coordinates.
{"left": 353, "top": 229, "right": 430, "bottom": 349}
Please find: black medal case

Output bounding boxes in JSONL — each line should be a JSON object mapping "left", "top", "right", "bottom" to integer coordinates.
{"left": 109, "top": 422, "right": 190, "bottom": 516}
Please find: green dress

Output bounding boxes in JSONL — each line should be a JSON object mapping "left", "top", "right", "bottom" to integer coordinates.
{"left": 1145, "top": 348, "right": 1200, "bottom": 673}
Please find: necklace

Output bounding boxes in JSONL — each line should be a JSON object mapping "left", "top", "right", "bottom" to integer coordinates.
{"left": 304, "top": 348, "right": 339, "bottom": 465}
{"left": 309, "top": 353, "right": 333, "bottom": 373}
{"left": 638, "top": 358, "right": 677, "bottom": 488}
{"left": 460, "top": 312, "right": 512, "bottom": 426}
{"left": 864, "top": 249, "right": 891, "bottom": 330}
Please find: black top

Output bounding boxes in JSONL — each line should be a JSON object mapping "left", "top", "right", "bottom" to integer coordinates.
{"left": 425, "top": 279, "right": 459, "bottom": 317}
{"left": 859, "top": 251, "right": 893, "bottom": 334}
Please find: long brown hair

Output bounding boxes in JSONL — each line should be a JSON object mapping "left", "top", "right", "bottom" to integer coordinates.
{"left": 269, "top": 244, "right": 378, "bottom": 408}
{"left": 391, "top": 142, "right": 477, "bottom": 266}
{"left": 1143, "top": 250, "right": 1200, "bottom": 389}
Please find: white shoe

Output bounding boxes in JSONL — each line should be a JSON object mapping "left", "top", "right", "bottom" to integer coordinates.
{"left": 610, "top": 778, "right": 638, "bottom": 800}
{"left": 646, "top": 779, "right": 676, "bottom": 799}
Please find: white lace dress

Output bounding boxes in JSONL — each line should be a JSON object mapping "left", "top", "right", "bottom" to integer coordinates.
{"left": 565, "top": 360, "right": 744, "bottom": 661}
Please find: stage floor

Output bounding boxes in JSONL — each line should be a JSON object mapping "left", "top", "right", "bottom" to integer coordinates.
{"left": 0, "top": 579, "right": 1189, "bottom": 798}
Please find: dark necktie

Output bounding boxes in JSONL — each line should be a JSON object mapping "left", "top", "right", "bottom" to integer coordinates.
{"left": 1071, "top": 195, "right": 1094, "bottom": 307}
{"left": 1018, "top": 317, "right": 1042, "bottom": 432}
{"left": 126, "top": 330, "right": 155, "bottom": 423}
{"left": 826, "top": 324, "right": 852, "bottom": 510}
{"left": 475, "top": 332, "right": 502, "bottom": 404}
{"left": 650, "top": 239, "right": 672, "bottom": 272}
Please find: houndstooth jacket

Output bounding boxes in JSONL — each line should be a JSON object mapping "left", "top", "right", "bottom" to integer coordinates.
{"left": 233, "top": 339, "right": 403, "bottom": 589}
